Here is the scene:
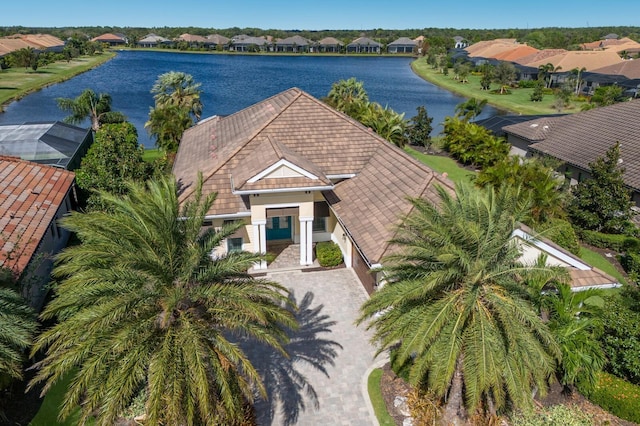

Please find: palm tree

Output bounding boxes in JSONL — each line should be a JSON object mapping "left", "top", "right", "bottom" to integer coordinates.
{"left": 0, "top": 273, "right": 37, "bottom": 382}
{"left": 29, "top": 176, "right": 297, "bottom": 425}
{"left": 324, "top": 77, "right": 369, "bottom": 118}
{"left": 358, "top": 183, "right": 560, "bottom": 424}
{"left": 150, "top": 71, "right": 203, "bottom": 121}
{"left": 57, "top": 89, "right": 126, "bottom": 132}
{"left": 454, "top": 97, "right": 488, "bottom": 121}
{"left": 145, "top": 104, "right": 193, "bottom": 153}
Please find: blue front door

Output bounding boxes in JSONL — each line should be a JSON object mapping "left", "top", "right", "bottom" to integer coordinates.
{"left": 266, "top": 216, "right": 292, "bottom": 241}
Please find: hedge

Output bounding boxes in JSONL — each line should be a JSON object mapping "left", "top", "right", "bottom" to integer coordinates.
{"left": 579, "top": 229, "right": 640, "bottom": 253}
{"left": 579, "top": 372, "right": 640, "bottom": 423}
{"left": 315, "top": 242, "right": 343, "bottom": 267}
{"left": 537, "top": 218, "right": 581, "bottom": 255}
{"left": 619, "top": 251, "right": 640, "bottom": 280}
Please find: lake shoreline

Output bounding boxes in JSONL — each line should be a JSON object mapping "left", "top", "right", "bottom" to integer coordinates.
{"left": 0, "top": 52, "right": 115, "bottom": 112}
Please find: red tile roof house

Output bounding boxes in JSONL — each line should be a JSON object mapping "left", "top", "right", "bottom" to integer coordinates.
{"left": 172, "top": 88, "right": 454, "bottom": 293}
{"left": 0, "top": 156, "right": 76, "bottom": 310}
{"left": 501, "top": 99, "right": 640, "bottom": 206}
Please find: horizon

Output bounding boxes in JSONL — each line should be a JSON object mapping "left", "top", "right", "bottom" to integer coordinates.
{"left": 4, "top": 0, "right": 640, "bottom": 32}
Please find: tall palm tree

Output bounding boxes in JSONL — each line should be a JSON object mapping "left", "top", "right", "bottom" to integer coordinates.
{"left": 0, "top": 273, "right": 37, "bottom": 382}
{"left": 454, "top": 97, "right": 488, "bottom": 121}
{"left": 358, "top": 183, "right": 560, "bottom": 425}
{"left": 29, "top": 176, "right": 297, "bottom": 425}
{"left": 57, "top": 89, "right": 126, "bottom": 132}
{"left": 324, "top": 77, "right": 369, "bottom": 118}
{"left": 150, "top": 71, "right": 203, "bottom": 121}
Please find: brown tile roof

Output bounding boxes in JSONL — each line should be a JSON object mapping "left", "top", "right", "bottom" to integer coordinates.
{"left": 318, "top": 37, "right": 343, "bottom": 46}
{"left": 525, "top": 50, "right": 623, "bottom": 72}
{"left": 91, "top": 33, "right": 126, "bottom": 43}
{"left": 503, "top": 100, "right": 640, "bottom": 191}
{"left": 0, "top": 38, "right": 33, "bottom": 56}
{"left": 0, "top": 156, "right": 75, "bottom": 276}
{"left": 514, "top": 49, "right": 568, "bottom": 65}
{"left": 590, "top": 59, "right": 640, "bottom": 79}
{"left": 15, "top": 34, "right": 64, "bottom": 49}
{"left": 492, "top": 45, "right": 539, "bottom": 61}
{"left": 465, "top": 39, "right": 518, "bottom": 56}
{"left": 173, "top": 88, "right": 453, "bottom": 264}
{"left": 177, "top": 33, "right": 207, "bottom": 43}
{"left": 206, "top": 34, "right": 229, "bottom": 45}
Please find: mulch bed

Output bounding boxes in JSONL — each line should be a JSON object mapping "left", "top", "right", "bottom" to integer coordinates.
{"left": 379, "top": 362, "right": 637, "bottom": 426}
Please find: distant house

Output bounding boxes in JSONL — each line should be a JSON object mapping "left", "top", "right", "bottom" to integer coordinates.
{"left": 0, "top": 156, "right": 76, "bottom": 309}
{"left": 175, "top": 33, "right": 207, "bottom": 48}
{"left": 453, "top": 36, "right": 468, "bottom": 49}
{"left": 137, "top": 33, "right": 170, "bottom": 48}
{"left": 0, "top": 122, "right": 93, "bottom": 171}
{"left": 502, "top": 100, "right": 640, "bottom": 205}
{"left": 275, "top": 35, "right": 310, "bottom": 53}
{"left": 346, "top": 37, "right": 381, "bottom": 54}
{"left": 387, "top": 37, "right": 417, "bottom": 54}
{"left": 206, "top": 34, "right": 230, "bottom": 49}
{"left": 91, "top": 33, "right": 127, "bottom": 46}
{"left": 0, "top": 34, "right": 64, "bottom": 56}
{"left": 230, "top": 35, "right": 270, "bottom": 52}
{"left": 317, "top": 37, "right": 343, "bottom": 53}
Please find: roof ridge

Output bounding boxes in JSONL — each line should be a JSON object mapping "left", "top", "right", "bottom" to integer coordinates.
{"left": 179, "top": 88, "right": 303, "bottom": 201}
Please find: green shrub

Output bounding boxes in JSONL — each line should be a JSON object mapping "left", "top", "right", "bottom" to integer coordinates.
{"left": 600, "top": 298, "right": 640, "bottom": 384}
{"left": 510, "top": 404, "right": 592, "bottom": 426}
{"left": 517, "top": 79, "right": 539, "bottom": 89}
{"left": 579, "top": 372, "right": 640, "bottom": 423}
{"left": 537, "top": 218, "right": 581, "bottom": 255}
{"left": 619, "top": 251, "right": 640, "bottom": 279}
{"left": 579, "top": 229, "right": 638, "bottom": 252}
{"left": 315, "top": 242, "right": 343, "bottom": 267}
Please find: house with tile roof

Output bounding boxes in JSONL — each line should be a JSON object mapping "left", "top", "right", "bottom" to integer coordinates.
{"left": 206, "top": 34, "right": 230, "bottom": 49}
{"left": 501, "top": 100, "right": 640, "bottom": 206}
{"left": 172, "top": 88, "right": 453, "bottom": 293}
{"left": 387, "top": 37, "right": 417, "bottom": 54}
{"left": 275, "top": 35, "right": 310, "bottom": 53}
{"left": 0, "top": 122, "right": 93, "bottom": 170}
{"left": 230, "top": 35, "right": 271, "bottom": 52}
{"left": 317, "top": 37, "right": 343, "bottom": 53}
{"left": 346, "top": 37, "right": 381, "bottom": 54}
{"left": 0, "top": 156, "right": 76, "bottom": 309}
{"left": 137, "top": 33, "right": 170, "bottom": 48}
{"left": 91, "top": 33, "right": 127, "bottom": 46}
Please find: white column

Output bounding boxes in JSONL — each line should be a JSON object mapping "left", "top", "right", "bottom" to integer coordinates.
{"left": 252, "top": 220, "right": 267, "bottom": 270}
{"left": 299, "top": 218, "right": 307, "bottom": 266}
{"left": 306, "top": 219, "right": 313, "bottom": 265}
{"left": 259, "top": 222, "right": 267, "bottom": 269}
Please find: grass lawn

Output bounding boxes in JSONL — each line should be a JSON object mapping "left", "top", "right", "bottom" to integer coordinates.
{"left": 579, "top": 245, "right": 627, "bottom": 286}
{"left": 368, "top": 368, "right": 396, "bottom": 426}
{"left": 405, "top": 146, "right": 476, "bottom": 184}
{"left": 29, "top": 374, "right": 93, "bottom": 426}
{"left": 0, "top": 52, "right": 114, "bottom": 108}
{"left": 411, "top": 59, "right": 588, "bottom": 116}
{"left": 142, "top": 148, "right": 163, "bottom": 163}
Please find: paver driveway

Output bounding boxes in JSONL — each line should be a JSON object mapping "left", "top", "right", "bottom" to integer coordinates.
{"left": 248, "top": 268, "right": 382, "bottom": 426}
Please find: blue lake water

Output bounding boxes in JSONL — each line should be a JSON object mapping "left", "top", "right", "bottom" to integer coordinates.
{"left": 0, "top": 51, "right": 499, "bottom": 148}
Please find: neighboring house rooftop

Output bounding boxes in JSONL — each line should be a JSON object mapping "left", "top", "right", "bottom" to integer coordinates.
{"left": 318, "top": 37, "right": 343, "bottom": 46}
{"left": 502, "top": 100, "right": 640, "bottom": 191}
{"left": 465, "top": 39, "right": 518, "bottom": 57}
{"left": 91, "top": 33, "right": 126, "bottom": 43}
{"left": 525, "top": 50, "right": 623, "bottom": 72}
{"left": 206, "top": 34, "right": 230, "bottom": 45}
{"left": 514, "top": 224, "right": 620, "bottom": 291}
{"left": 492, "top": 45, "right": 540, "bottom": 61}
{"left": 348, "top": 37, "right": 382, "bottom": 47}
{"left": 589, "top": 59, "right": 640, "bottom": 79}
{"left": 173, "top": 88, "right": 453, "bottom": 265}
{"left": 276, "top": 35, "right": 309, "bottom": 46}
{"left": 0, "top": 156, "right": 75, "bottom": 276}
{"left": 514, "top": 49, "right": 568, "bottom": 66}
{"left": 0, "top": 122, "right": 92, "bottom": 170}
{"left": 388, "top": 37, "right": 417, "bottom": 47}
{"left": 176, "top": 33, "right": 207, "bottom": 43}
{"left": 474, "top": 114, "right": 566, "bottom": 137}
{"left": 138, "top": 33, "right": 169, "bottom": 44}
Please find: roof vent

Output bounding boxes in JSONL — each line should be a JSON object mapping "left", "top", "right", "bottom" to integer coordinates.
{"left": 543, "top": 125, "right": 549, "bottom": 130}
{"left": 530, "top": 123, "right": 538, "bottom": 128}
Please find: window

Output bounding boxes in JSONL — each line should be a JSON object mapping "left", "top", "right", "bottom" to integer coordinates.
{"left": 227, "top": 237, "right": 243, "bottom": 253}
{"left": 312, "top": 217, "right": 327, "bottom": 233}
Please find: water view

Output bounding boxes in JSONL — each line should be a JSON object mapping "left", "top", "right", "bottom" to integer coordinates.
{"left": 0, "top": 50, "right": 499, "bottom": 148}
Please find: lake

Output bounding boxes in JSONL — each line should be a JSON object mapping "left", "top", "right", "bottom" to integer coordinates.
{"left": 0, "top": 51, "right": 499, "bottom": 148}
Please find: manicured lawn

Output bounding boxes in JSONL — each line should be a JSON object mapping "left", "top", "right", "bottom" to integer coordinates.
{"left": 142, "top": 148, "right": 163, "bottom": 163}
{"left": 411, "top": 58, "right": 588, "bottom": 116}
{"left": 579, "top": 245, "right": 627, "bottom": 286}
{"left": 368, "top": 368, "right": 396, "bottom": 426}
{"left": 29, "top": 374, "right": 93, "bottom": 426}
{"left": 405, "top": 146, "right": 476, "bottom": 184}
{"left": 0, "top": 52, "right": 114, "bottom": 108}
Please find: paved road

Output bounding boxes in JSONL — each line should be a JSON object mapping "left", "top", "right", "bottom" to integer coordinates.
{"left": 248, "top": 268, "right": 383, "bottom": 426}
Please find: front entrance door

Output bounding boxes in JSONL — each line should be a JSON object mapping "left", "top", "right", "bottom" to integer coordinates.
{"left": 266, "top": 216, "right": 292, "bottom": 241}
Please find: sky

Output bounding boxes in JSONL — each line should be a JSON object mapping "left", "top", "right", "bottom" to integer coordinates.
{"left": 3, "top": 0, "right": 640, "bottom": 30}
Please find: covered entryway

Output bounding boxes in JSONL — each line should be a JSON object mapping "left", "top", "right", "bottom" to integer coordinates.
{"left": 266, "top": 216, "right": 292, "bottom": 241}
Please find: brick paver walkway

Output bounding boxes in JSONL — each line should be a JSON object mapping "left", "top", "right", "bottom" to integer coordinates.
{"left": 249, "top": 268, "right": 383, "bottom": 426}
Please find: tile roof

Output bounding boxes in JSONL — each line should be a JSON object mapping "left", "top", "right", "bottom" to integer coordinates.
{"left": 138, "top": 34, "right": 169, "bottom": 43}
{"left": 514, "top": 49, "right": 568, "bottom": 65}
{"left": 276, "top": 35, "right": 309, "bottom": 46}
{"left": 465, "top": 39, "right": 518, "bottom": 56}
{"left": 525, "top": 50, "right": 623, "bottom": 72}
{"left": 91, "top": 33, "right": 126, "bottom": 43}
{"left": 388, "top": 37, "right": 418, "bottom": 46}
{"left": 173, "top": 88, "right": 453, "bottom": 264}
{"left": 590, "top": 59, "right": 640, "bottom": 79}
{"left": 318, "top": 37, "right": 343, "bottom": 46}
{"left": 348, "top": 37, "right": 382, "bottom": 47}
{"left": 0, "top": 156, "right": 75, "bottom": 276}
{"left": 0, "top": 38, "right": 33, "bottom": 56}
{"left": 206, "top": 34, "right": 230, "bottom": 45}
{"left": 492, "top": 45, "right": 539, "bottom": 61}
{"left": 503, "top": 100, "right": 640, "bottom": 191}
{"left": 177, "top": 33, "right": 207, "bottom": 43}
